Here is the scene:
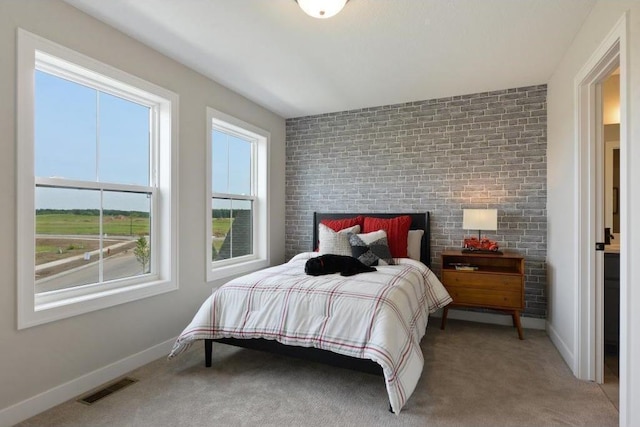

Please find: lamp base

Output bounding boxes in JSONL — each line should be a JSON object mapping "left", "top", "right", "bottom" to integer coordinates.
{"left": 461, "top": 248, "right": 503, "bottom": 255}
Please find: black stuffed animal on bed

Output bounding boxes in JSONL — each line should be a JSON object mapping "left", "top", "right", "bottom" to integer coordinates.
{"left": 304, "top": 254, "right": 377, "bottom": 277}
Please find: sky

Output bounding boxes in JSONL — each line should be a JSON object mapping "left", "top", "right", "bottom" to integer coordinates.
{"left": 35, "top": 70, "right": 251, "bottom": 213}
{"left": 211, "top": 130, "right": 252, "bottom": 212}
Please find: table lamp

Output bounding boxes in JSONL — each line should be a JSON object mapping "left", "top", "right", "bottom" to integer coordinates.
{"left": 463, "top": 209, "right": 497, "bottom": 240}
{"left": 462, "top": 209, "right": 501, "bottom": 253}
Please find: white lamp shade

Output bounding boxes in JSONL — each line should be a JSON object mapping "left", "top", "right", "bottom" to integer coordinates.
{"left": 463, "top": 209, "right": 497, "bottom": 232}
{"left": 297, "top": 0, "right": 348, "bottom": 19}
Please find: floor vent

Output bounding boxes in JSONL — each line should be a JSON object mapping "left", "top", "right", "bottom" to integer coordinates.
{"left": 78, "top": 377, "right": 138, "bottom": 405}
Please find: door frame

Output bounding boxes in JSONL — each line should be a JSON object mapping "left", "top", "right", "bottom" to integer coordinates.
{"left": 574, "top": 12, "right": 627, "bottom": 388}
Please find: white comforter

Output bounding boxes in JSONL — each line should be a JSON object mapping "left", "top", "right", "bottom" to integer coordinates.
{"left": 169, "top": 253, "right": 452, "bottom": 414}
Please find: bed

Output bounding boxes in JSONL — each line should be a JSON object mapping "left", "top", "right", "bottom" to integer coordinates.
{"left": 169, "top": 212, "right": 452, "bottom": 414}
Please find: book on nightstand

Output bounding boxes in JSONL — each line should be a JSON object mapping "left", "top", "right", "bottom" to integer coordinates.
{"left": 454, "top": 265, "right": 478, "bottom": 271}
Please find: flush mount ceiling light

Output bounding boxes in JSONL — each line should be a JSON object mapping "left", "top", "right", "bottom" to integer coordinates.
{"left": 296, "top": 0, "right": 348, "bottom": 19}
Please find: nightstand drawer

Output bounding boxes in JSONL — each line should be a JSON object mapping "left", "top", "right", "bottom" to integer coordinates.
{"left": 447, "top": 287, "right": 522, "bottom": 309}
{"left": 442, "top": 271, "right": 522, "bottom": 292}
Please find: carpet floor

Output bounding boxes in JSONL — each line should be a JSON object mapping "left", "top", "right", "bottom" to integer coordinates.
{"left": 16, "top": 320, "right": 619, "bottom": 426}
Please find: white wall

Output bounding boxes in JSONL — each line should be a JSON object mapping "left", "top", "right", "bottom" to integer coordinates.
{"left": 0, "top": 0, "right": 285, "bottom": 424}
{"left": 547, "top": 1, "right": 640, "bottom": 425}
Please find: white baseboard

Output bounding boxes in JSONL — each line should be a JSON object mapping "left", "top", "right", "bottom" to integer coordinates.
{"left": 0, "top": 337, "right": 176, "bottom": 427}
{"left": 430, "top": 308, "right": 546, "bottom": 330}
{"left": 546, "top": 321, "right": 575, "bottom": 372}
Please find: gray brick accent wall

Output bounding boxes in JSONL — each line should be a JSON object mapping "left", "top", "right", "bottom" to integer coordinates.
{"left": 285, "top": 85, "right": 547, "bottom": 318}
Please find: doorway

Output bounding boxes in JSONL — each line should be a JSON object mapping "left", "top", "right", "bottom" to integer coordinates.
{"left": 600, "top": 68, "right": 620, "bottom": 409}
{"left": 574, "top": 10, "right": 628, "bottom": 406}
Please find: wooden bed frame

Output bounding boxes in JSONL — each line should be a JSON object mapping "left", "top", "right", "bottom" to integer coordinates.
{"left": 204, "top": 212, "right": 431, "bottom": 377}
{"left": 312, "top": 212, "right": 431, "bottom": 268}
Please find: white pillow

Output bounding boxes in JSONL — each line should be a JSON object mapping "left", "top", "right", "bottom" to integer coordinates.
{"left": 318, "top": 223, "right": 361, "bottom": 256}
{"left": 407, "top": 229, "right": 424, "bottom": 261}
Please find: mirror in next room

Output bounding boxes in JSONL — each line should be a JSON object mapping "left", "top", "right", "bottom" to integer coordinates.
{"left": 603, "top": 68, "right": 620, "bottom": 239}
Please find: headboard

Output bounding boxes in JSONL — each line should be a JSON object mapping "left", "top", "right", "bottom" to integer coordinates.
{"left": 312, "top": 212, "right": 431, "bottom": 267}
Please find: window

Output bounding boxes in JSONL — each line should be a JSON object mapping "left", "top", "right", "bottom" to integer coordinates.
{"left": 212, "top": 129, "right": 254, "bottom": 261}
{"left": 17, "top": 30, "right": 178, "bottom": 328}
{"left": 206, "top": 108, "right": 269, "bottom": 281}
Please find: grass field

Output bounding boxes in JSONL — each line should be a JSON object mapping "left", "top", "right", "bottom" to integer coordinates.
{"left": 212, "top": 218, "right": 234, "bottom": 252}
{"left": 36, "top": 238, "right": 106, "bottom": 265}
{"left": 36, "top": 214, "right": 234, "bottom": 237}
{"left": 36, "top": 214, "right": 151, "bottom": 236}
{"left": 212, "top": 218, "right": 233, "bottom": 238}
{"left": 36, "top": 213, "right": 234, "bottom": 255}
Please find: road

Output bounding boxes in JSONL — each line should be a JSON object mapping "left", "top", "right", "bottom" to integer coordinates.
{"left": 35, "top": 252, "right": 146, "bottom": 293}
{"left": 36, "top": 234, "right": 135, "bottom": 241}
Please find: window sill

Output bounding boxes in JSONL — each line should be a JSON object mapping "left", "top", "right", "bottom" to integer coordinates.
{"left": 19, "top": 278, "right": 178, "bottom": 329}
{"left": 207, "top": 258, "right": 269, "bottom": 284}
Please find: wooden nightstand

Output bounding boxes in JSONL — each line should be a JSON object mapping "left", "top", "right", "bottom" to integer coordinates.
{"left": 440, "top": 250, "right": 525, "bottom": 339}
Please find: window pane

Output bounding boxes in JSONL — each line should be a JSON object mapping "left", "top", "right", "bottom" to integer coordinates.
{"left": 212, "top": 198, "right": 231, "bottom": 261}
{"left": 35, "top": 71, "right": 97, "bottom": 181}
{"left": 102, "top": 191, "right": 152, "bottom": 281}
{"left": 35, "top": 187, "right": 100, "bottom": 292}
{"left": 230, "top": 199, "right": 252, "bottom": 258}
{"left": 212, "top": 198, "right": 252, "bottom": 261}
{"left": 212, "top": 130, "right": 229, "bottom": 194}
{"left": 227, "top": 135, "right": 252, "bottom": 195}
{"left": 212, "top": 130, "right": 252, "bottom": 195}
{"left": 99, "top": 93, "right": 150, "bottom": 185}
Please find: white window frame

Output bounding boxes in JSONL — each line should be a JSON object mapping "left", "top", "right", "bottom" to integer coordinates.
{"left": 206, "top": 107, "right": 269, "bottom": 282}
{"left": 16, "top": 29, "right": 179, "bottom": 329}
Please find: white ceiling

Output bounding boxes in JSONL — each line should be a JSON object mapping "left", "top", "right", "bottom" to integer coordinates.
{"left": 64, "top": 0, "right": 595, "bottom": 119}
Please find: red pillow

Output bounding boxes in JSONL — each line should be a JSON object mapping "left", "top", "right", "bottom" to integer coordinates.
{"left": 363, "top": 216, "right": 412, "bottom": 258}
{"left": 320, "top": 216, "right": 364, "bottom": 232}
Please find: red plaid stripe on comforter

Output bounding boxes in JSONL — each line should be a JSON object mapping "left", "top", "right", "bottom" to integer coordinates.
{"left": 169, "top": 253, "right": 452, "bottom": 414}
